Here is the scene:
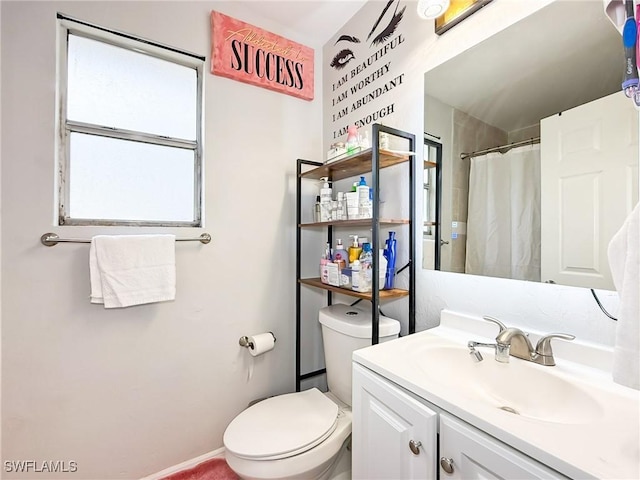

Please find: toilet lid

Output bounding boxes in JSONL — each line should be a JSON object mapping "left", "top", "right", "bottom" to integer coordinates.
{"left": 223, "top": 388, "right": 339, "bottom": 460}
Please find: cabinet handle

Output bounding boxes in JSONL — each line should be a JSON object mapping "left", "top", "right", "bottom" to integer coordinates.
{"left": 440, "top": 457, "right": 455, "bottom": 474}
{"left": 409, "top": 440, "right": 422, "bottom": 455}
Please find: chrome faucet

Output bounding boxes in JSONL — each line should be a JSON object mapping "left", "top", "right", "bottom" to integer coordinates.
{"left": 468, "top": 316, "right": 575, "bottom": 366}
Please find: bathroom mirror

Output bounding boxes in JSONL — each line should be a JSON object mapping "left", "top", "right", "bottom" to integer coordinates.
{"left": 423, "top": 0, "right": 639, "bottom": 290}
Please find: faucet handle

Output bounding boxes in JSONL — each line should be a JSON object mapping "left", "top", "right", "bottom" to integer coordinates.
{"left": 482, "top": 316, "right": 507, "bottom": 333}
{"left": 535, "top": 333, "right": 575, "bottom": 359}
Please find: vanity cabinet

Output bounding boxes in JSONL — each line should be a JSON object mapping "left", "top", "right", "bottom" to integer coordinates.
{"left": 439, "top": 414, "right": 567, "bottom": 479}
{"left": 352, "top": 363, "right": 568, "bottom": 480}
{"left": 352, "top": 363, "right": 437, "bottom": 480}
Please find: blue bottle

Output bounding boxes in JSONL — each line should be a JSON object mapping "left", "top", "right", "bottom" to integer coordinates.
{"left": 383, "top": 231, "right": 397, "bottom": 289}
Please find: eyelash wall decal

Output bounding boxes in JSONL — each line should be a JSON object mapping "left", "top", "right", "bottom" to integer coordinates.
{"left": 329, "top": 49, "right": 356, "bottom": 70}
{"left": 334, "top": 35, "right": 361, "bottom": 45}
{"left": 371, "top": 6, "right": 406, "bottom": 46}
{"left": 367, "top": 0, "right": 395, "bottom": 42}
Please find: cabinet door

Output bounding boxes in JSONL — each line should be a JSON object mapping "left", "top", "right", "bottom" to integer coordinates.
{"left": 439, "top": 414, "right": 568, "bottom": 479}
{"left": 352, "top": 363, "right": 437, "bottom": 480}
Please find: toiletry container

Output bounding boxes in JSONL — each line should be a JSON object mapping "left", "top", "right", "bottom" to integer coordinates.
{"left": 355, "top": 243, "right": 373, "bottom": 292}
{"left": 333, "top": 239, "right": 349, "bottom": 270}
{"left": 356, "top": 177, "right": 370, "bottom": 219}
{"left": 348, "top": 235, "right": 362, "bottom": 265}
{"left": 319, "top": 177, "right": 332, "bottom": 222}
{"left": 350, "top": 260, "right": 362, "bottom": 292}
{"left": 314, "top": 196, "right": 321, "bottom": 223}
{"left": 346, "top": 192, "right": 359, "bottom": 219}
{"left": 336, "top": 192, "right": 346, "bottom": 220}
{"left": 383, "top": 231, "right": 397, "bottom": 289}
{"left": 320, "top": 243, "right": 331, "bottom": 284}
{"left": 379, "top": 130, "right": 389, "bottom": 150}
{"left": 223, "top": 304, "right": 400, "bottom": 480}
{"left": 346, "top": 125, "right": 359, "bottom": 153}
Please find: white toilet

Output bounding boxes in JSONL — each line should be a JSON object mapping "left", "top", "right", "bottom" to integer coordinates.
{"left": 223, "top": 303, "right": 401, "bottom": 480}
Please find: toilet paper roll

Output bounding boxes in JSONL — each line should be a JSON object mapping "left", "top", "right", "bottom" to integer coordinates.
{"left": 248, "top": 332, "right": 276, "bottom": 357}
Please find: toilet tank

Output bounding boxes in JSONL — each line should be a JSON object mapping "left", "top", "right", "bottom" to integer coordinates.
{"left": 318, "top": 304, "right": 400, "bottom": 406}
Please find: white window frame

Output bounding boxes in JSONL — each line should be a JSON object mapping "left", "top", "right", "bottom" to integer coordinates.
{"left": 55, "top": 14, "right": 205, "bottom": 227}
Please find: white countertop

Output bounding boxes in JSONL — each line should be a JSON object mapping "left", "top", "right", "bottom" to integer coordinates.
{"left": 352, "top": 310, "right": 640, "bottom": 479}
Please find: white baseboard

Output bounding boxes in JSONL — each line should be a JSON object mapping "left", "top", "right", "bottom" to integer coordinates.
{"left": 140, "top": 447, "right": 226, "bottom": 480}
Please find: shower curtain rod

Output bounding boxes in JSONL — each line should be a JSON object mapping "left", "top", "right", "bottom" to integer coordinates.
{"left": 460, "top": 136, "right": 540, "bottom": 160}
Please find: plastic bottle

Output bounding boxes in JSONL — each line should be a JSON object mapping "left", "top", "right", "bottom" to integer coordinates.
{"left": 358, "top": 243, "right": 374, "bottom": 292}
{"left": 351, "top": 260, "right": 362, "bottom": 292}
{"left": 359, "top": 242, "right": 373, "bottom": 266}
{"left": 319, "top": 177, "right": 333, "bottom": 222}
{"left": 348, "top": 235, "right": 362, "bottom": 265}
{"left": 366, "top": 187, "right": 373, "bottom": 219}
{"left": 361, "top": 131, "right": 370, "bottom": 149}
{"left": 357, "top": 176, "right": 370, "bottom": 219}
{"left": 383, "top": 231, "right": 397, "bottom": 289}
{"left": 320, "top": 243, "right": 331, "bottom": 284}
{"left": 336, "top": 192, "right": 346, "bottom": 220}
{"left": 379, "top": 130, "right": 389, "bottom": 150}
{"left": 346, "top": 125, "right": 359, "bottom": 153}
{"left": 314, "top": 195, "right": 321, "bottom": 222}
{"left": 333, "top": 239, "right": 349, "bottom": 270}
{"left": 320, "top": 254, "right": 329, "bottom": 284}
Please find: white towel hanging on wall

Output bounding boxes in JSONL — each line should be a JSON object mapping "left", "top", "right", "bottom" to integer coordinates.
{"left": 607, "top": 203, "right": 640, "bottom": 390}
{"left": 90, "top": 234, "right": 176, "bottom": 308}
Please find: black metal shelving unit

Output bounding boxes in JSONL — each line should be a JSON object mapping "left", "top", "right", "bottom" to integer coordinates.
{"left": 295, "top": 124, "right": 416, "bottom": 392}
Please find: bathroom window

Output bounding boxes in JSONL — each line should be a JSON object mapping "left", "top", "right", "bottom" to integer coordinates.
{"left": 56, "top": 14, "right": 205, "bottom": 226}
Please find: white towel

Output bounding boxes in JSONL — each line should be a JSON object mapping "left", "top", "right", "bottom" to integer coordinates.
{"left": 90, "top": 235, "right": 176, "bottom": 309}
{"left": 607, "top": 203, "right": 640, "bottom": 390}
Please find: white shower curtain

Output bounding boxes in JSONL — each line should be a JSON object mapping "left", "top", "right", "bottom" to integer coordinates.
{"left": 465, "top": 144, "right": 541, "bottom": 281}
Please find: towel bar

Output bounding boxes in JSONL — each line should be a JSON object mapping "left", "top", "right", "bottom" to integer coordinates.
{"left": 40, "top": 232, "right": 211, "bottom": 247}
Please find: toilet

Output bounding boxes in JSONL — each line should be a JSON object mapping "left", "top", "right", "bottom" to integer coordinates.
{"left": 223, "top": 303, "right": 401, "bottom": 480}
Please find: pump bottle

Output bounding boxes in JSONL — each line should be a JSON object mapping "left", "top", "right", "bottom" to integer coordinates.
{"left": 357, "top": 176, "right": 370, "bottom": 219}
{"left": 333, "top": 239, "right": 349, "bottom": 270}
{"left": 348, "top": 235, "right": 363, "bottom": 265}
{"left": 319, "top": 177, "right": 333, "bottom": 222}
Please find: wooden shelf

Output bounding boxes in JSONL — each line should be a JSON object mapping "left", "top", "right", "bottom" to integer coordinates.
{"left": 299, "top": 218, "right": 409, "bottom": 228}
{"left": 300, "top": 148, "right": 410, "bottom": 182}
{"left": 424, "top": 161, "right": 437, "bottom": 169}
{"left": 299, "top": 278, "right": 409, "bottom": 300}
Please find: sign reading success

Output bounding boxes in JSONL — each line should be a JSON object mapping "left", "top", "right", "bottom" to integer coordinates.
{"left": 210, "top": 11, "right": 315, "bottom": 101}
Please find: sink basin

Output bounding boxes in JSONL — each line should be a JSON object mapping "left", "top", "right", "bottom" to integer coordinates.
{"left": 412, "top": 345, "right": 604, "bottom": 424}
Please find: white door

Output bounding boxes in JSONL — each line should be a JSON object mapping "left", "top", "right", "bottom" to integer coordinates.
{"left": 540, "top": 92, "right": 638, "bottom": 289}
{"left": 352, "top": 363, "right": 437, "bottom": 480}
{"left": 439, "top": 414, "right": 568, "bottom": 479}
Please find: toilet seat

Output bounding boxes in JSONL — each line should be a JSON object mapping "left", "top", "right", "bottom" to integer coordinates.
{"left": 223, "top": 388, "right": 339, "bottom": 461}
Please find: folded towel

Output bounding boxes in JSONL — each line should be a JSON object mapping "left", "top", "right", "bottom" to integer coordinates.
{"left": 90, "top": 235, "right": 176, "bottom": 308}
{"left": 607, "top": 203, "right": 640, "bottom": 390}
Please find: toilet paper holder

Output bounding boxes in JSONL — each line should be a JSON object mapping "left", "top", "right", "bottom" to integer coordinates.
{"left": 239, "top": 332, "right": 276, "bottom": 349}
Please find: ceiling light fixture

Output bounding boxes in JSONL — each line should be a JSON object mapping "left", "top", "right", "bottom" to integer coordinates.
{"left": 417, "top": 0, "right": 450, "bottom": 20}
